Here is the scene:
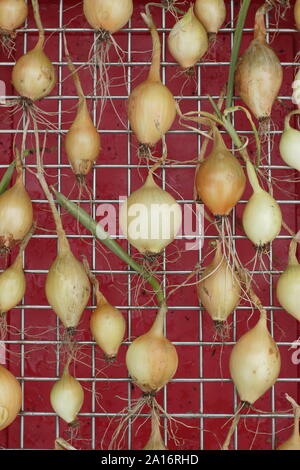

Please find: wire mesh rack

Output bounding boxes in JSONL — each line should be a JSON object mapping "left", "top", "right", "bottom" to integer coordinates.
{"left": 0, "top": 0, "right": 299, "bottom": 450}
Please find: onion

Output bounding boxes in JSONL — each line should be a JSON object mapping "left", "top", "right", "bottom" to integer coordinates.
{"left": 126, "top": 303, "right": 178, "bottom": 394}
{"left": 229, "top": 310, "right": 281, "bottom": 405}
{"left": 50, "top": 363, "right": 84, "bottom": 426}
{"left": 295, "top": 0, "right": 300, "bottom": 31}
{"left": 12, "top": 0, "right": 56, "bottom": 101}
{"left": 242, "top": 160, "right": 282, "bottom": 248}
{"left": 235, "top": 5, "right": 283, "bottom": 128}
{"left": 83, "top": 0, "right": 133, "bottom": 34}
{"left": 168, "top": 6, "right": 208, "bottom": 69}
{"left": 0, "top": 225, "right": 33, "bottom": 315}
{"left": 120, "top": 171, "right": 182, "bottom": 256}
{"left": 64, "top": 38, "right": 100, "bottom": 181}
{"left": 277, "top": 395, "right": 300, "bottom": 450}
{"left": 194, "top": 0, "right": 226, "bottom": 40}
{"left": 279, "top": 111, "right": 300, "bottom": 171}
{"left": 0, "top": 165, "right": 33, "bottom": 251}
{"left": 90, "top": 277, "right": 125, "bottom": 361}
{"left": 292, "top": 68, "right": 300, "bottom": 109}
{"left": 0, "top": 0, "right": 28, "bottom": 34}
{"left": 0, "top": 365, "right": 22, "bottom": 431}
{"left": 197, "top": 241, "right": 241, "bottom": 329}
{"left": 143, "top": 409, "right": 167, "bottom": 450}
{"left": 195, "top": 128, "right": 246, "bottom": 216}
{"left": 276, "top": 239, "right": 300, "bottom": 322}
{"left": 128, "top": 11, "right": 176, "bottom": 149}
{"left": 46, "top": 235, "right": 91, "bottom": 330}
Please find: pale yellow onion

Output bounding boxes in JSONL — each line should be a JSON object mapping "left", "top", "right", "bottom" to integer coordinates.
{"left": 126, "top": 303, "right": 178, "bottom": 393}
{"left": 279, "top": 111, "right": 300, "bottom": 171}
{"left": 128, "top": 12, "right": 176, "bottom": 147}
{"left": 11, "top": 0, "right": 56, "bottom": 101}
{"left": 0, "top": 172, "right": 33, "bottom": 250}
{"left": 229, "top": 311, "right": 281, "bottom": 405}
{"left": 65, "top": 96, "right": 101, "bottom": 179}
{"left": 277, "top": 395, "right": 300, "bottom": 450}
{"left": 46, "top": 238, "right": 91, "bottom": 330}
{"left": 0, "top": 0, "right": 28, "bottom": 33}
{"left": 194, "top": 0, "right": 226, "bottom": 37}
{"left": 83, "top": 0, "right": 133, "bottom": 34}
{"left": 50, "top": 364, "right": 84, "bottom": 425}
{"left": 197, "top": 241, "right": 240, "bottom": 324}
{"left": 120, "top": 172, "right": 182, "bottom": 256}
{"left": 168, "top": 6, "right": 208, "bottom": 69}
{"left": 143, "top": 409, "right": 167, "bottom": 450}
{"left": 242, "top": 160, "right": 282, "bottom": 247}
{"left": 235, "top": 5, "right": 283, "bottom": 124}
{"left": 90, "top": 294, "right": 125, "bottom": 360}
{"left": 0, "top": 365, "right": 22, "bottom": 431}
{"left": 292, "top": 68, "right": 300, "bottom": 109}
{"left": 0, "top": 253, "right": 25, "bottom": 315}
{"left": 276, "top": 239, "right": 300, "bottom": 322}
{"left": 295, "top": 0, "right": 300, "bottom": 31}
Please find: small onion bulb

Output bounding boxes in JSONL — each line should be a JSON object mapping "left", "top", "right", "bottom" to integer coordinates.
{"left": 50, "top": 364, "right": 84, "bottom": 426}
{"left": 197, "top": 241, "right": 240, "bottom": 327}
{"left": 242, "top": 160, "right": 282, "bottom": 248}
{"left": 168, "top": 6, "right": 208, "bottom": 69}
{"left": 277, "top": 395, "right": 300, "bottom": 450}
{"left": 120, "top": 171, "right": 182, "bottom": 256}
{"left": 194, "top": 0, "right": 226, "bottom": 39}
{"left": 0, "top": 0, "right": 28, "bottom": 34}
{"left": 279, "top": 111, "right": 300, "bottom": 171}
{"left": 276, "top": 239, "right": 300, "bottom": 322}
{"left": 229, "top": 311, "right": 281, "bottom": 405}
{"left": 195, "top": 128, "right": 246, "bottom": 216}
{"left": 0, "top": 365, "right": 22, "bottom": 431}
{"left": 235, "top": 5, "right": 283, "bottom": 126}
{"left": 128, "top": 12, "right": 176, "bottom": 148}
{"left": 46, "top": 239, "right": 91, "bottom": 330}
{"left": 90, "top": 292, "right": 125, "bottom": 361}
{"left": 126, "top": 304, "right": 178, "bottom": 394}
{"left": 0, "top": 171, "right": 33, "bottom": 251}
{"left": 0, "top": 250, "right": 25, "bottom": 315}
{"left": 292, "top": 68, "right": 300, "bottom": 110}
{"left": 83, "top": 0, "right": 133, "bottom": 34}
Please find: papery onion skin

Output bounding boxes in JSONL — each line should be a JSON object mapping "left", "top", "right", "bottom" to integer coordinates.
{"left": 0, "top": 256, "right": 25, "bottom": 314}
{"left": 0, "top": 175, "right": 33, "bottom": 250}
{"left": 197, "top": 242, "right": 240, "bottom": 322}
{"left": 194, "top": 0, "right": 226, "bottom": 36}
{"left": 0, "top": 365, "right": 22, "bottom": 431}
{"left": 168, "top": 7, "right": 208, "bottom": 69}
{"left": 50, "top": 367, "right": 84, "bottom": 425}
{"left": 235, "top": 6, "right": 283, "bottom": 122}
{"left": 195, "top": 129, "right": 246, "bottom": 216}
{"left": 12, "top": 45, "right": 56, "bottom": 101}
{"left": 126, "top": 304, "right": 178, "bottom": 394}
{"left": 90, "top": 302, "right": 125, "bottom": 360}
{"left": 0, "top": 0, "right": 28, "bottom": 33}
{"left": 229, "top": 313, "right": 281, "bottom": 405}
{"left": 65, "top": 101, "right": 101, "bottom": 178}
{"left": 120, "top": 172, "right": 182, "bottom": 256}
{"left": 295, "top": 0, "right": 300, "bottom": 31}
{"left": 276, "top": 240, "right": 300, "bottom": 322}
{"left": 46, "top": 248, "right": 91, "bottom": 329}
{"left": 83, "top": 0, "right": 133, "bottom": 34}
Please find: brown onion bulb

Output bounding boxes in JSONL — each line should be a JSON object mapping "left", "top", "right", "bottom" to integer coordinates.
{"left": 83, "top": 0, "right": 133, "bottom": 34}
{"left": 0, "top": 365, "right": 22, "bottom": 431}
{"left": 0, "top": 0, "right": 28, "bottom": 33}
{"left": 235, "top": 5, "right": 283, "bottom": 125}
{"left": 0, "top": 172, "right": 33, "bottom": 250}
{"left": 195, "top": 128, "right": 246, "bottom": 216}
{"left": 126, "top": 304, "right": 178, "bottom": 394}
{"left": 194, "top": 0, "right": 226, "bottom": 39}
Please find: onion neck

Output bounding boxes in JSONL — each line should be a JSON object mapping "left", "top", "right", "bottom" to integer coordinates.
{"left": 254, "top": 5, "right": 269, "bottom": 44}
{"left": 142, "top": 11, "right": 161, "bottom": 83}
{"left": 149, "top": 303, "right": 167, "bottom": 337}
{"left": 288, "top": 239, "right": 299, "bottom": 266}
{"left": 32, "top": 0, "right": 45, "bottom": 49}
{"left": 246, "top": 160, "right": 262, "bottom": 194}
{"left": 212, "top": 127, "right": 227, "bottom": 154}
{"left": 145, "top": 171, "right": 157, "bottom": 188}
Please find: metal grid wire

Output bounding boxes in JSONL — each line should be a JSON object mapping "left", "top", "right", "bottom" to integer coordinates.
{"left": 0, "top": 0, "right": 299, "bottom": 450}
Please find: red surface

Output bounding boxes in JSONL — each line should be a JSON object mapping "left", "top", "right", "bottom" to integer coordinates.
{"left": 0, "top": 0, "right": 299, "bottom": 450}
